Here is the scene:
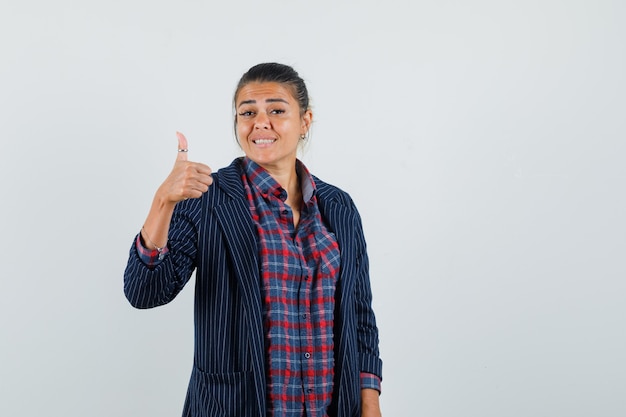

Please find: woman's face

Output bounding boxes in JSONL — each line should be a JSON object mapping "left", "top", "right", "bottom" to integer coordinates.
{"left": 235, "top": 82, "right": 311, "bottom": 172}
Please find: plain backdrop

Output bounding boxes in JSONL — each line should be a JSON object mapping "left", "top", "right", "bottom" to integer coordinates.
{"left": 1, "top": 1, "right": 625, "bottom": 416}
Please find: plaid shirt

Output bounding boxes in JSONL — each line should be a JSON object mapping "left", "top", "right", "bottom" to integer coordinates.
{"left": 242, "top": 158, "right": 340, "bottom": 417}
{"left": 134, "top": 159, "right": 381, "bottom": 416}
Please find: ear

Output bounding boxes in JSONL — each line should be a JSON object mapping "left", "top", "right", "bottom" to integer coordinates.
{"left": 301, "top": 109, "right": 313, "bottom": 134}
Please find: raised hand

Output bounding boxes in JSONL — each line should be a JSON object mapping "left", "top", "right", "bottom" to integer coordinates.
{"left": 140, "top": 132, "right": 213, "bottom": 251}
{"left": 156, "top": 131, "right": 213, "bottom": 203}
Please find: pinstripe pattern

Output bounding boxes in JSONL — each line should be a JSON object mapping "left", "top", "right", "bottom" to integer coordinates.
{"left": 124, "top": 158, "right": 382, "bottom": 417}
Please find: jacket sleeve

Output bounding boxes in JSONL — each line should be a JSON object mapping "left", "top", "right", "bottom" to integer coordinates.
{"left": 352, "top": 204, "right": 383, "bottom": 381}
{"left": 123, "top": 199, "right": 200, "bottom": 309}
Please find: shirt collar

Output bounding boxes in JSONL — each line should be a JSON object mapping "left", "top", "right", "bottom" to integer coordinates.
{"left": 242, "top": 157, "right": 317, "bottom": 202}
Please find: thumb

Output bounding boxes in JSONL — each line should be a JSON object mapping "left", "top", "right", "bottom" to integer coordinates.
{"left": 176, "top": 131, "right": 189, "bottom": 161}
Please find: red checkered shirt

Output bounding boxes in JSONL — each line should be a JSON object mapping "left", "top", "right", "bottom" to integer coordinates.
{"left": 242, "top": 158, "right": 339, "bottom": 417}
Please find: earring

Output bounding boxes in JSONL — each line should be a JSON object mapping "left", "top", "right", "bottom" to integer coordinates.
{"left": 300, "top": 134, "right": 307, "bottom": 140}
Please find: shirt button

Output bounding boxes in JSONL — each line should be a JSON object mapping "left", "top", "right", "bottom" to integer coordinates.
{"left": 281, "top": 209, "right": 288, "bottom": 215}
{"left": 302, "top": 313, "right": 307, "bottom": 319}
{"left": 304, "top": 352, "right": 311, "bottom": 359}
{"left": 307, "top": 388, "right": 313, "bottom": 393}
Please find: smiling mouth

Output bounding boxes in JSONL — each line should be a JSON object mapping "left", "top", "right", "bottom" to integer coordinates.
{"left": 253, "top": 139, "right": 276, "bottom": 144}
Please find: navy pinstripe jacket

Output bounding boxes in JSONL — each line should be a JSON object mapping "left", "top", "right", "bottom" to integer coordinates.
{"left": 124, "top": 158, "right": 382, "bottom": 417}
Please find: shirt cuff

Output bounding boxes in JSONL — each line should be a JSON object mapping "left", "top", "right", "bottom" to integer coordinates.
{"left": 135, "top": 233, "right": 169, "bottom": 268}
{"left": 360, "top": 372, "right": 381, "bottom": 393}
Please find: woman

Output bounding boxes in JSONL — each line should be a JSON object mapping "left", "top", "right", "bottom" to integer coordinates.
{"left": 124, "top": 63, "right": 382, "bottom": 417}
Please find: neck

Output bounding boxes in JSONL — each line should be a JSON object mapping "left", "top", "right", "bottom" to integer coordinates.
{"left": 257, "top": 157, "right": 295, "bottom": 188}
{"left": 275, "top": 169, "right": 300, "bottom": 197}
{"left": 263, "top": 161, "right": 302, "bottom": 210}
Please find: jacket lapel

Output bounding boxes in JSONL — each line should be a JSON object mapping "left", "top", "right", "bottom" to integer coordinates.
{"left": 316, "top": 180, "right": 360, "bottom": 415}
{"left": 211, "top": 161, "right": 266, "bottom": 412}
{"left": 316, "top": 181, "right": 357, "bottom": 297}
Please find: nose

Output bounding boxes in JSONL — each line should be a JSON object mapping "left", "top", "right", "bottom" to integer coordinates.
{"left": 254, "top": 112, "right": 270, "bottom": 129}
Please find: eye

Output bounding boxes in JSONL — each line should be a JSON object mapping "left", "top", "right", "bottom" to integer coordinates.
{"left": 238, "top": 110, "right": 254, "bottom": 117}
{"left": 270, "top": 108, "right": 285, "bottom": 115}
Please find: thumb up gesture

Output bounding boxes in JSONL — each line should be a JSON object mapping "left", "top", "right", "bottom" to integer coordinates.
{"left": 157, "top": 132, "right": 213, "bottom": 204}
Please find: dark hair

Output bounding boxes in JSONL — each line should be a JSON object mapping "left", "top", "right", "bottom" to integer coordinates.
{"left": 233, "top": 62, "right": 310, "bottom": 116}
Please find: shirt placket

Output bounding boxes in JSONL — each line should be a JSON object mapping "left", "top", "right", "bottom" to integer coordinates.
{"left": 296, "top": 230, "right": 315, "bottom": 414}
{"left": 277, "top": 194, "right": 318, "bottom": 416}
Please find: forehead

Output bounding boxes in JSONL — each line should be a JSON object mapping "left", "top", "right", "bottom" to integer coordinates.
{"left": 236, "top": 82, "right": 296, "bottom": 105}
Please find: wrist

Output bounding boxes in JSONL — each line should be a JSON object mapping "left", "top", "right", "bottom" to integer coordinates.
{"left": 141, "top": 226, "right": 167, "bottom": 252}
{"left": 155, "top": 186, "right": 179, "bottom": 208}
{"left": 361, "top": 388, "right": 381, "bottom": 416}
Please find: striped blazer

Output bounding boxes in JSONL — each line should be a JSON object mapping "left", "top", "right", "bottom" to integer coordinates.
{"left": 124, "top": 158, "right": 382, "bottom": 417}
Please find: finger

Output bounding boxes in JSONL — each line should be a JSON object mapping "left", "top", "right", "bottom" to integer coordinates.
{"left": 198, "top": 172, "right": 214, "bottom": 188}
{"left": 186, "top": 169, "right": 213, "bottom": 191}
{"left": 194, "top": 162, "right": 213, "bottom": 176}
{"left": 176, "top": 131, "right": 189, "bottom": 161}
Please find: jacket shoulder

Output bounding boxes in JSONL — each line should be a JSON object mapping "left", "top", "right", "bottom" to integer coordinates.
{"left": 207, "top": 158, "right": 246, "bottom": 201}
{"left": 313, "top": 176, "right": 356, "bottom": 209}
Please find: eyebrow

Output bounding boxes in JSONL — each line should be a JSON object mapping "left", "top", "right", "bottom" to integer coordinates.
{"left": 238, "top": 98, "right": 290, "bottom": 107}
